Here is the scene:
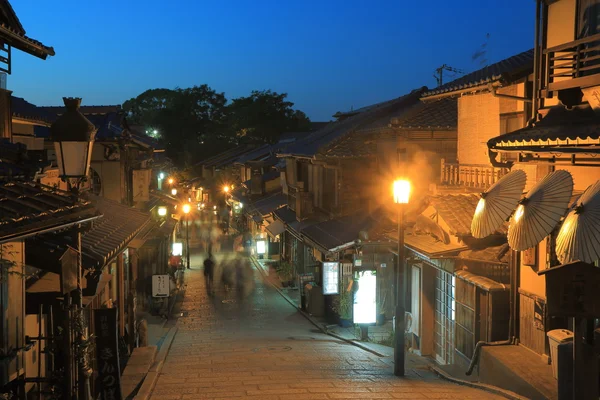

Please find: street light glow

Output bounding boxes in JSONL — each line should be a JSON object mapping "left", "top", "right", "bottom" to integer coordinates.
{"left": 223, "top": 185, "right": 230, "bottom": 193}
{"left": 168, "top": 178, "right": 174, "bottom": 185}
{"left": 159, "top": 172, "right": 165, "bottom": 180}
{"left": 182, "top": 204, "right": 191, "bottom": 214}
{"left": 393, "top": 179, "right": 411, "bottom": 204}
{"left": 153, "top": 129, "right": 158, "bottom": 135}
{"left": 171, "top": 188, "right": 178, "bottom": 196}
{"left": 158, "top": 206, "right": 167, "bottom": 216}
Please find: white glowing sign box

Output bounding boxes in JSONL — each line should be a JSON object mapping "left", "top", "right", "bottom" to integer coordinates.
{"left": 172, "top": 242, "right": 183, "bottom": 256}
{"left": 353, "top": 270, "right": 377, "bottom": 325}
{"left": 256, "top": 240, "right": 266, "bottom": 255}
{"left": 323, "top": 262, "right": 339, "bottom": 295}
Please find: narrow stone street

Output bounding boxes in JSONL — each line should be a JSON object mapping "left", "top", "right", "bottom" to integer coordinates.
{"left": 149, "top": 250, "right": 504, "bottom": 400}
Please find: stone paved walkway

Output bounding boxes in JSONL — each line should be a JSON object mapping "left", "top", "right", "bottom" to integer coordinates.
{"left": 149, "top": 252, "right": 504, "bottom": 400}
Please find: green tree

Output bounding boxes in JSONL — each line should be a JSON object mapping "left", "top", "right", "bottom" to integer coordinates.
{"left": 226, "top": 90, "right": 311, "bottom": 144}
{"left": 123, "top": 85, "right": 228, "bottom": 166}
{"left": 122, "top": 88, "right": 176, "bottom": 129}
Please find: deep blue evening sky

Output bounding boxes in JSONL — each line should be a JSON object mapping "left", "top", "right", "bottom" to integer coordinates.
{"left": 10, "top": 0, "right": 534, "bottom": 121}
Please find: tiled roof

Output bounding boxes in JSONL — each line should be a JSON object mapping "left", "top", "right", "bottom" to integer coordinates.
{"left": 488, "top": 104, "right": 600, "bottom": 152}
{"left": 459, "top": 244, "right": 510, "bottom": 264}
{"left": 0, "top": 23, "right": 54, "bottom": 59}
{"left": 300, "top": 210, "right": 392, "bottom": 252}
{"left": 423, "top": 49, "right": 534, "bottom": 98}
{"left": 82, "top": 196, "right": 151, "bottom": 266}
{"left": 322, "top": 97, "right": 457, "bottom": 158}
{"left": 0, "top": 182, "right": 98, "bottom": 242}
{"left": 234, "top": 144, "right": 273, "bottom": 165}
{"left": 248, "top": 191, "right": 286, "bottom": 217}
{"left": 428, "top": 194, "right": 480, "bottom": 237}
{"left": 11, "top": 96, "right": 52, "bottom": 124}
{"left": 283, "top": 88, "right": 426, "bottom": 158}
{"left": 38, "top": 105, "right": 121, "bottom": 115}
{"left": 391, "top": 97, "right": 457, "bottom": 129}
{"left": 0, "top": 1, "right": 24, "bottom": 33}
{"left": 273, "top": 206, "right": 296, "bottom": 224}
{"left": 387, "top": 228, "right": 467, "bottom": 258}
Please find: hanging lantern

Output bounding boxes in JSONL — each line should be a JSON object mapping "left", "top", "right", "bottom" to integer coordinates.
{"left": 51, "top": 97, "right": 97, "bottom": 181}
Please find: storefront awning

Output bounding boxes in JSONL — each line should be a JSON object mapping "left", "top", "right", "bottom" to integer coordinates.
{"left": 266, "top": 220, "right": 285, "bottom": 238}
{"left": 487, "top": 104, "right": 600, "bottom": 153}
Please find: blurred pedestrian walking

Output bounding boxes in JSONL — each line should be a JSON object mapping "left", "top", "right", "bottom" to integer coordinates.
{"left": 204, "top": 253, "right": 215, "bottom": 295}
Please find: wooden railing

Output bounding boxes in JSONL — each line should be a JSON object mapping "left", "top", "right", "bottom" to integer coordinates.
{"left": 542, "top": 32, "right": 600, "bottom": 95}
{"left": 440, "top": 160, "right": 508, "bottom": 189}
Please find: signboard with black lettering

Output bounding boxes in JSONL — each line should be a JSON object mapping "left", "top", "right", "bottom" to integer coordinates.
{"left": 94, "top": 308, "right": 122, "bottom": 400}
{"left": 152, "top": 274, "right": 170, "bottom": 297}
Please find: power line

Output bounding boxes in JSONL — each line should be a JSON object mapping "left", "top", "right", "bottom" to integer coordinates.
{"left": 433, "top": 64, "right": 465, "bottom": 87}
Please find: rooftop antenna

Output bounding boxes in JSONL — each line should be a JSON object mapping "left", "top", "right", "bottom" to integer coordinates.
{"left": 433, "top": 64, "right": 465, "bottom": 87}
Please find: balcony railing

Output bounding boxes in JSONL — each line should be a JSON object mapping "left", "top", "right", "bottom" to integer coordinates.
{"left": 440, "top": 160, "right": 508, "bottom": 189}
{"left": 542, "top": 32, "right": 600, "bottom": 96}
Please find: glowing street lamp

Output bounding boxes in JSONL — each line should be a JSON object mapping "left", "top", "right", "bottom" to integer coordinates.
{"left": 168, "top": 177, "right": 174, "bottom": 185}
{"left": 223, "top": 185, "right": 230, "bottom": 193}
{"left": 392, "top": 178, "right": 411, "bottom": 377}
{"left": 158, "top": 206, "right": 167, "bottom": 217}
{"left": 182, "top": 204, "right": 191, "bottom": 269}
{"left": 393, "top": 179, "right": 411, "bottom": 204}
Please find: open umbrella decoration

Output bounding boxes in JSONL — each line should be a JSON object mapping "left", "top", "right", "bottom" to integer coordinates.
{"left": 556, "top": 180, "right": 600, "bottom": 264}
{"left": 508, "top": 170, "right": 574, "bottom": 251}
{"left": 471, "top": 169, "right": 527, "bottom": 239}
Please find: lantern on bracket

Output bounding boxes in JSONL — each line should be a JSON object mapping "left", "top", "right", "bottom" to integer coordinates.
{"left": 50, "top": 97, "right": 97, "bottom": 191}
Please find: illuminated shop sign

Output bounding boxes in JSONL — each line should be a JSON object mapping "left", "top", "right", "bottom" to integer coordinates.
{"left": 353, "top": 270, "right": 377, "bottom": 325}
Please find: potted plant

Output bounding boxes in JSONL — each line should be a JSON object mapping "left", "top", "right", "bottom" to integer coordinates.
{"left": 332, "top": 290, "right": 353, "bottom": 327}
{"left": 276, "top": 260, "right": 293, "bottom": 287}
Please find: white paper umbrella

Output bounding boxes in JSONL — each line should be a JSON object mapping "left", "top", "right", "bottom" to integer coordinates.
{"left": 471, "top": 170, "right": 527, "bottom": 238}
{"left": 508, "top": 170, "right": 574, "bottom": 251}
{"left": 556, "top": 180, "right": 600, "bottom": 264}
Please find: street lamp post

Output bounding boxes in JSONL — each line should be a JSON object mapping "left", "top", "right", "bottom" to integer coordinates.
{"left": 183, "top": 204, "right": 191, "bottom": 269}
{"left": 51, "top": 97, "right": 97, "bottom": 399}
{"left": 392, "top": 179, "right": 411, "bottom": 377}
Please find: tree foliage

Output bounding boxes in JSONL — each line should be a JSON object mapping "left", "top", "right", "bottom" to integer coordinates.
{"left": 226, "top": 90, "right": 311, "bottom": 144}
{"left": 123, "top": 87, "right": 310, "bottom": 166}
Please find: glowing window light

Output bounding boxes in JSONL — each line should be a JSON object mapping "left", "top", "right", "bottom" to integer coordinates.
{"left": 256, "top": 240, "right": 266, "bottom": 255}
{"left": 353, "top": 270, "right": 377, "bottom": 324}
{"left": 172, "top": 243, "right": 183, "bottom": 256}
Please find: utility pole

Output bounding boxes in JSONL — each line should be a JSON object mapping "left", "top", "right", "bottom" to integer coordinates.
{"left": 433, "top": 64, "right": 465, "bottom": 87}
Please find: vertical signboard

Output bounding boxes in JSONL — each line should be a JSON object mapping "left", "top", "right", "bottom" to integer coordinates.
{"left": 94, "top": 308, "right": 122, "bottom": 400}
{"left": 322, "top": 262, "right": 339, "bottom": 295}
{"left": 132, "top": 169, "right": 151, "bottom": 202}
{"left": 152, "top": 275, "right": 170, "bottom": 297}
{"left": 353, "top": 270, "right": 377, "bottom": 325}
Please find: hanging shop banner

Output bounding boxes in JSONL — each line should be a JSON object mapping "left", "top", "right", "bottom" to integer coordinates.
{"left": 132, "top": 169, "right": 151, "bottom": 202}
{"left": 94, "top": 308, "right": 122, "bottom": 400}
{"left": 322, "top": 262, "right": 339, "bottom": 295}
{"left": 353, "top": 270, "right": 377, "bottom": 325}
{"left": 152, "top": 275, "right": 170, "bottom": 297}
